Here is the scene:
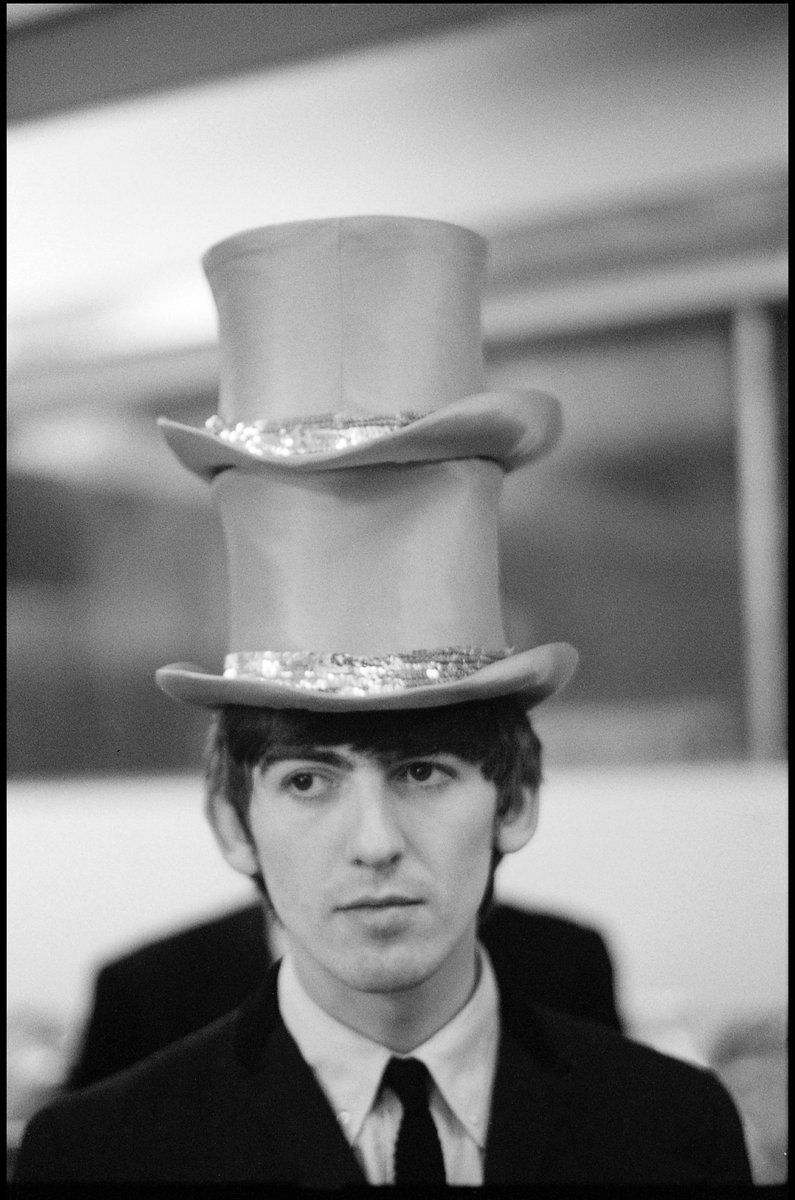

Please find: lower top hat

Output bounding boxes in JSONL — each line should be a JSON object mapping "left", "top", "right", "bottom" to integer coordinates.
{"left": 155, "top": 449, "right": 578, "bottom": 712}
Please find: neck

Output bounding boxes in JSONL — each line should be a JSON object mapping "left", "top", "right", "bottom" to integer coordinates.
{"left": 288, "top": 933, "right": 480, "bottom": 1053}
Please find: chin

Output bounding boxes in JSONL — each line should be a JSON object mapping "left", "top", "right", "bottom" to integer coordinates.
{"left": 337, "top": 944, "right": 449, "bottom": 995}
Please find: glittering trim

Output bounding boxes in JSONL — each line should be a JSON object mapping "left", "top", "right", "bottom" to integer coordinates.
{"left": 223, "top": 648, "right": 511, "bottom": 695}
{"left": 205, "top": 412, "right": 426, "bottom": 458}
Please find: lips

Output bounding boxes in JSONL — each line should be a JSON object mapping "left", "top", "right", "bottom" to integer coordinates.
{"left": 338, "top": 896, "right": 422, "bottom": 910}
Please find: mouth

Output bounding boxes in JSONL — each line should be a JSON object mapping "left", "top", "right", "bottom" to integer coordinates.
{"left": 338, "top": 897, "right": 422, "bottom": 911}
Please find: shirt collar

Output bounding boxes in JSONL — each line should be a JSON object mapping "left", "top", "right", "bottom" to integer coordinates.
{"left": 277, "top": 945, "right": 500, "bottom": 1149}
{"left": 278, "top": 953, "right": 391, "bottom": 1143}
{"left": 411, "top": 947, "right": 500, "bottom": 1147}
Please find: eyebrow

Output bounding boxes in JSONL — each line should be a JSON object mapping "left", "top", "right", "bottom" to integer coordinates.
{"left": 259, "top": 748, "right": 356, "bottom": 771}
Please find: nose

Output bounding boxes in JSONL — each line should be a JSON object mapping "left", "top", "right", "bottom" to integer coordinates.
{"left": 347, "top": 772, "right": 405, "bottom": 868}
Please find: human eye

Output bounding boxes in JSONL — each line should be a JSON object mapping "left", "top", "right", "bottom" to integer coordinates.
{"left": 280, "top": 768, "right": 334, "bottom": 800}
{"left": 394, "top": 760, "right": 454, "bottom": 790}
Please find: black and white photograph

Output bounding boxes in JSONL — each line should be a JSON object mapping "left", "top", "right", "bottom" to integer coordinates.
{"left": 7, "top": 3, "right": 787, "bottom": 1186}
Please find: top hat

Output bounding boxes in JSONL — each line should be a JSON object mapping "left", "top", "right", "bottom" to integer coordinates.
{"left": 156, "top": 216, "right": 577, "bottom": 711}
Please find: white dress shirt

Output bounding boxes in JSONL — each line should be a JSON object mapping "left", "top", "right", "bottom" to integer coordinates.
{"left": 277, "top": 947, "right": 501, "bottom": 1185}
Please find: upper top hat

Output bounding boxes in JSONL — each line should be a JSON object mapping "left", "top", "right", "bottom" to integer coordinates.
{"left": 156, "top": 215, "right": 577, "bottom": 711}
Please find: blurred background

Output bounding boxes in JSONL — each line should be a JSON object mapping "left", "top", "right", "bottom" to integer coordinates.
{"left": 7, "top": 2, "right": 787, "bottom": 1182}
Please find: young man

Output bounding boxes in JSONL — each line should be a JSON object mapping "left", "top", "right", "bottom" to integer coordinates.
{"left": 14, "top": 217, "right": 751, "bottom": 1185}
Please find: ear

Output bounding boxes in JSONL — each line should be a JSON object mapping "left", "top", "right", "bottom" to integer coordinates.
{"left": 494, "top": 786, "right": 539, "bottom": 854}
{"left": 206, "top": 792, "right": 261, "bottom": 877}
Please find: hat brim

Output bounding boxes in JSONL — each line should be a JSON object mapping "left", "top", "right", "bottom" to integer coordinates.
{"left": 155, "top": 642, "right": 577, "bottom": 712}
{"left": 158, "top": 390, "right": 561, "bottom": 480}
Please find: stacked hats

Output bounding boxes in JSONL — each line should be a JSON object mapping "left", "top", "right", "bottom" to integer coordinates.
{"left": 156, "top": 215, "right": 577, "bottom": 711}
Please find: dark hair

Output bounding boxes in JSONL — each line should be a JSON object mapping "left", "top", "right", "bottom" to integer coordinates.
{"left": 205, "top": 696, "right": 542, "bottom": 920}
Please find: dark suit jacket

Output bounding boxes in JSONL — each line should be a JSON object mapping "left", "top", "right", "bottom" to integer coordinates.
{"left": 14, "top": 963, "right": 751, "bottom": 1184}
{"left": 65, "top": 901, "right": 622, "bottom": 1090}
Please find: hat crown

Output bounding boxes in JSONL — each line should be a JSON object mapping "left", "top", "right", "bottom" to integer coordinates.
{"left": 203, "top": 216, "right": 487, "bottom": 425}
{"left": 212, "top": 458, "right": 507, "bottom": 659}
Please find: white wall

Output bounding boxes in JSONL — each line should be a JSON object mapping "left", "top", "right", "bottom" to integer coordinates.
{"left": 498, "top": 761, "right": 787, "bottom": 1055}
{"left": 7, "top": 761, "right": 787, "bottom": 1056}
{"left": 7, "top": 773, "right": 252, "bottom": 1031}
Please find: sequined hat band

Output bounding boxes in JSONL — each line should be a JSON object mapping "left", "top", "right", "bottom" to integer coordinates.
{"left": 223, "top": 648, "right": 512, "bottom": 697}
{"left": 205, "top": 412, "right": 425, "bottom": 459}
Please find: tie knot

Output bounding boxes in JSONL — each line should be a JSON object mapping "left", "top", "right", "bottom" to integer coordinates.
{"left": 382, "top": 1056, "right": 432, "bottom": 1109}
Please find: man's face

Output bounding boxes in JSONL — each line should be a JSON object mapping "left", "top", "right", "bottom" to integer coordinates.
{"left": 216, "top": 745, "right": 525, "bottom": 1016}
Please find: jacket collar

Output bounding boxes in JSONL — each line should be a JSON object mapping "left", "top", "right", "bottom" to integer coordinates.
{"left": 232, "top": 965, "right": 366, "bottom": 1186}
{"left": 485, "top": 969, "right": 575, "bottom": 1183}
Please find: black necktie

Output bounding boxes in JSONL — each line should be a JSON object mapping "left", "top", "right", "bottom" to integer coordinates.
{"left": 382, "top": 1056, "right": 446, "bottom": 1184}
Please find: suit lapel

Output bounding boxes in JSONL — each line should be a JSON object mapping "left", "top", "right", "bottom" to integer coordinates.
{"left": 230, "top": 968, "right": 366, "bottom": 1186}
{"left": 484, "top": 993, "right": 574, "bottom": 1184}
